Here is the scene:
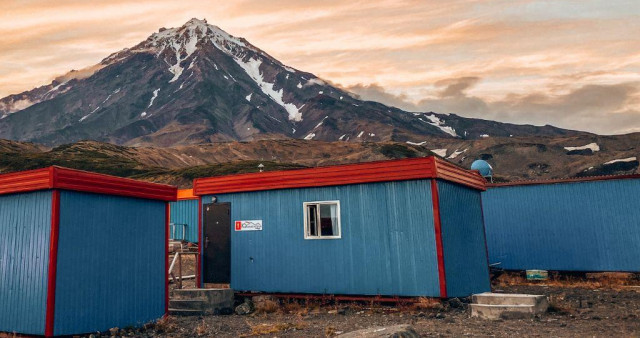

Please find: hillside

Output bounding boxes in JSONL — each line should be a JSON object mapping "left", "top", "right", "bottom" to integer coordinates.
{"left": 0, "top": 134, "right": 637, "bottom": 187}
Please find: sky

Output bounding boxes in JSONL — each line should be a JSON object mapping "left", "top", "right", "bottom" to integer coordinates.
{"left": 1, "top": 0, "right": 639, "bottom": 135}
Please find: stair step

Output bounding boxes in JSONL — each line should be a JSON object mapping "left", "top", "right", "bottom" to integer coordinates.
{"left": 472, "top": 292, "right": 548, "bottom": 307}
{"left": 169, "top": 299, "right": 209, "bottom": 311}
{"left": 470, "top": 303, "right": 544, "bottom": 320}
{"left": 172, "top": 288, "right": 234, "bottom": 301}
{"left": 169, "top": 308, "right": 204, "bottom": 316}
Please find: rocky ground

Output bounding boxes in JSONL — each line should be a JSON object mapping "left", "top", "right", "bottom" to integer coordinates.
{"left": 116, "top": 272, "right": 640, "bottom": 337}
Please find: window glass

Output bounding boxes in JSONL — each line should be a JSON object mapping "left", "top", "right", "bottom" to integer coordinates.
{"left": 307, "top": 204, "right": 318, "bottom": 236}
{"left": 320, "top": 203, "right": 338, "bottom": 236}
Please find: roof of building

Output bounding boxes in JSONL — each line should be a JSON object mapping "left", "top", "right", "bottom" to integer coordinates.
{"left": 0, "top": 166, "right": 177, "bottom": 201}
{"left": 177, "top": 188, "right": 197, "bottom": 200}
{"left": 488, "top": 173, "right": 640, "bottom": 188}
{"left": 193, "top": 157, "right": 486, "bottom": 196}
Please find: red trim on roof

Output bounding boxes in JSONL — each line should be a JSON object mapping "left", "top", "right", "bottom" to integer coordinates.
{"left": 430, "top": 179, "right": 448, "bottom": 299}
{"left": 0, "top": 166, "right": 177, "bottom": 201}
{"left": 488, "top": 173, "right": 640, "bottom": 188}
{"left": 434, "top": 158, "right": 486, "bottom": 190}
{"left": 45, "top": 190, "right": 60, "bottom": 337}
{"left": 193, "top": 157, "right": 486, "bottom": 195}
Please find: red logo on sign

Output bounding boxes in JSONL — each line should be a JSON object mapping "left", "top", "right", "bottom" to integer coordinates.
{"left": 235, "top": 221, "right": 242, "bottom": 231}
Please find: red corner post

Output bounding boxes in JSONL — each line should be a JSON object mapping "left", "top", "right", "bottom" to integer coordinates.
{"left": 45, "top": 190, "right": 61, "bottom": 337}
{"left": 197, "top": 198, "right": 202, "bottom": 288}
{"left": 430, "top": 179, "right": 448, "bottom": 299}
{"left": 165, "top": 203, "right": 170, "bottom": 316}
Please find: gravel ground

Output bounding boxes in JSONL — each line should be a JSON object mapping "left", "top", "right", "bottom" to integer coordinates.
{"left": 120, "top": 283, "right": 639, "bottom": 337}
{"left": 153, "top": 261, "right": 640, "bottom": 337}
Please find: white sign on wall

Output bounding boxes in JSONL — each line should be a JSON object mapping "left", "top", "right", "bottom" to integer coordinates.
{"left": 235, "top": 220, "right": 263, "bottom": 231}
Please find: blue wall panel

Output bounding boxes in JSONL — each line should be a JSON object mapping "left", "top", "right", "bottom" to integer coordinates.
{"left": 54, "top": 191, "right": 165, "bottom": 335}
{"left": 482, "top": 179, "right": 640, "bottom": 271}
{"left": 437, "top": 181, "right": 491, "bottom": 297}
{"left": 207, "top": 180, "right": 443, "bottom": 297}
{"left": 169, "top": 199, "right": 199, "bottom": 243}
{"left": 0, "top": 190, "right": 52, "bottom": 335}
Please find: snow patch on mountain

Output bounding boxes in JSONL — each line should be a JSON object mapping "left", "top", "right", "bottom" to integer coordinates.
{"left": 604, "top": 157, "right": 637, "bottom": 165}
{"left": 246, "top": 93, "right": 252, "bottom": 102}
{"left": 234, "top": 57, "right": 302, "bottom": 121}
{"left": 79, "top": 106, "right": 100, "bottom": 122}
{"left": 447, "top": 149, "right": 467, "bottom": 159}
{"left": 148, "top": 89, "right": 160, "bottom": 108}
{"left": 304, "top": 133, "right": 315, "bottom": 140}
{"left": 406, "top": 141, "right": 426, "bottom": 146}
{"left": 314, "top": 116, "right": 328, "bottom": 129}
{"left": 431, "top": 149, "right": 448, "bottom": 157}
{"left": 564, "top": 142, "right": 600, "bottom": 152}
{"left": 417, "top": 114, "right": 458, "bottom": 137}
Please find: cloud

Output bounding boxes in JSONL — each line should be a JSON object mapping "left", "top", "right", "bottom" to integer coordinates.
{"left": 347, "top": 79, "right": 640, "bottom": 135}
{"left": 0, "top": 0, "right": 639, "bottom": 136}
{"left": 434, "top": 77, "right": 480, "bottom": 98}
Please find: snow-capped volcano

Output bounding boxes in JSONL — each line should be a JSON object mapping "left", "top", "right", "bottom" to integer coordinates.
{"left": 0, "top": 18, "right": 584, "bottom": 147}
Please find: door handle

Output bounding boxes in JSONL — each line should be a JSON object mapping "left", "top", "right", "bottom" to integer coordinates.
{"left": 205, "top": 236, "right": 210, "bottom": 249}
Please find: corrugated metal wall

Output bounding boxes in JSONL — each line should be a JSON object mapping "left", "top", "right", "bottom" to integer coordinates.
{"left": 169, "top": 199, "right": 199, "bottom": 243}
{"left": 53, "top": 191, "right": 165, "bottom": 335}
{"left": 207, "top": 180, "right": 442, "bottom": 297}
{"left": 437, "top": 181, "right": 491, "bottom": 297}
{"left": 0, "top": 190, "right": 52, "bottom": 335}
{"left": 482, "top": 179, "right": 640, "bottom": 271}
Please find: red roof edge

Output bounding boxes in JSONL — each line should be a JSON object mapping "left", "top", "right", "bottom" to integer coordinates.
{"left": 0, "top": 166, "right": 177, "bottom": 201}
{"left": 194, "top": 157, "right": 486, "bottom": 195}
{"left": 434, "top": 157, "right": 487, "bottom": 191}
{"left": 487, "top": 173, "right": 640, "bottom": 188}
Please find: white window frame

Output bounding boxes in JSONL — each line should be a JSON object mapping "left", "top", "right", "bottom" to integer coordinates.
{"left": 303, "top": 200, "right": 341, "bottom": 240}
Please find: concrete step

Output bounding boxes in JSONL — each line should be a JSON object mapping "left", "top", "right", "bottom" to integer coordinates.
{"left": 172, "top": 288, "right": 234, "bottom": 301}
{"left": 169, "top": 299, "right": 209, "bottom": 311}
{"left": 169, "top": 308, "right": 204, "bottom": 316}
{"left": 170, "top": 288, "right": 234, "bottom": 315}
{"left": 472, "top": 292, "right": 548, "bottom": 309}
{"left": 470, "top": 304, "right": 538, "bottom": 320}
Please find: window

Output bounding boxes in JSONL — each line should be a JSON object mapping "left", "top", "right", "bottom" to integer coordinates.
{"left": 303, "top": 201, "right": 341, "bottom": 239}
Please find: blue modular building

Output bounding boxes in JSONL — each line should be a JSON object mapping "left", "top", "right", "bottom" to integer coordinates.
{"left": 0, "top": 166, "right": 176, "bottom": 337}
{"left": 482, "top": 175, "right": 640, "bottom": 272}
{"left": 169, "top": 189, "right": 199, "bottom": 243}
{"left": 193, "top": 157, "right": 490, "bottom": 298}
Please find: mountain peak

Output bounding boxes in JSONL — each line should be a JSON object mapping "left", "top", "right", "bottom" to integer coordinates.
{"left": 0, "top": 18, "right": 592, "bottom": 148}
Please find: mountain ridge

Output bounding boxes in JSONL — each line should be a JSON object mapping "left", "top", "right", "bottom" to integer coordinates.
{"left": 0, "top": 18, "right": 592, "bottom": 147}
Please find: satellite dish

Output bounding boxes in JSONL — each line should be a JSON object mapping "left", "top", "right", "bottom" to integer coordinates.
{"left": 471, "top": 160, "right": 494, "bottom": 182}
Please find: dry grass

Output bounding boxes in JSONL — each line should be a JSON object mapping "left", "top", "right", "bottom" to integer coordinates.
{"left": 282, "top": 300, "right": 303, "bottom": 314}
{"left": 195, "top": 319, "right": 208, "bottom": 336}
{"left": 325, "top": 326, "right": 338, "bottom": 337}
{"left": 409, "top": 297, "right": 443, "bottom": 311}
{"left": 153, "top": 316, "right": 177, "bottom": 334}
{"left": 242, "top": 322, "right": 307, "bottom": 337}
{"left": 493, "top": 271, "right": 639, "bottom": 290}
{"left": 254, "top": 299, "right": 281, "bottom": 314}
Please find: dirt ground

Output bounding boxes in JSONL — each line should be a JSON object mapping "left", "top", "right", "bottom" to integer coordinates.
{"left": 138, "top": 270, "right": 640, "bottom": 337}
